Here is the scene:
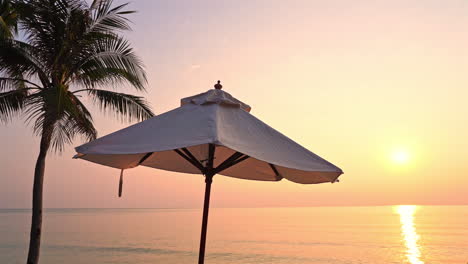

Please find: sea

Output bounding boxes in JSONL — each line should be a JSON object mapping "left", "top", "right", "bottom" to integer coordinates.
{"left": 0, "top": 206, "right": 467, "bottom": 264}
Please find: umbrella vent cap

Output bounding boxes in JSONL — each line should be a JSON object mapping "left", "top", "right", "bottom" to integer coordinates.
{"left": 181, "top": 88, "right": 251, "bottom": 112}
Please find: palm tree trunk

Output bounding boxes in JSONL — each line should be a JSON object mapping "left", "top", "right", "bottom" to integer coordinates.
{"left": 26, "top": 130, "right": 52, "bottom": 264}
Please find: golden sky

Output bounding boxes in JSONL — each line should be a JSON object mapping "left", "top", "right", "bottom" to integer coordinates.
{"left": 1, "top": 0, "right": 467, "bottom": 208}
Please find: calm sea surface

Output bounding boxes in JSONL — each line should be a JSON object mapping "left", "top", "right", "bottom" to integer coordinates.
{"left": 1, "top": 206, "right": 467, "bottom": 264}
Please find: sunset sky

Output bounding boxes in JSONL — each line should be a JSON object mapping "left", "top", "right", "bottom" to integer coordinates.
{"left": 1, "top": 0, "right": 467, "bottom": 208}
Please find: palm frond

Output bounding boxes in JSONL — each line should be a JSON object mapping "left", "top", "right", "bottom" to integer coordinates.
{"left": 0, "top": 76, "right": 23, "bottom": 91}
{"left": 89, "top": 0, "right": 134, "bottom": 33}
{"left": 0, "top": 0, "right": 18, "bottom": 39}
{"left": 74, "top": 34, "right": 146, "bottom": 90}
{"left": 0, "top": 77, "right": 41, "bottom": 91}
{"left": 0, "top": 88, "right": 27, "bottom": 123}
{"left": 24, "top": 88, "right": 97, "bottom": 152}
{"left": 0, "top": 38, "right": 49, "bottom": 84}
{"left": 49, "top": 95, "right": 97, "bottom": 152}
{"left": 84, "top": 88, "right": 153, "bottom": 122}
{"left": 65, "top": 92, "right": 96, "bottom": 142}
{"left": 14, "top": 0, "right": 86, "bottom": 69}
{"left": 90, "top": 0, "right": 103, "bottom": 10}
{"left": 75, "top": 66, "right": 145, "bottom": 91}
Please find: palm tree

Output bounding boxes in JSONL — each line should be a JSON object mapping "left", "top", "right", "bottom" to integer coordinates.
{"left": 0, "top": 1, "right": 154, "bottom": 263}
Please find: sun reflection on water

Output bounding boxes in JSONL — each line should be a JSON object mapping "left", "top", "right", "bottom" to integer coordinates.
{"left": 396, "top": 205, "right": 424, "bottom": 264}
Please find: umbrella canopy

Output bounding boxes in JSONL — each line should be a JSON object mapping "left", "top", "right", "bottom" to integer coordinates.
{"left": 75, "top": 86, "right": 343, "bottom": 184}
{"left": 74, "top": 82, "right": 343, "bottom": 264}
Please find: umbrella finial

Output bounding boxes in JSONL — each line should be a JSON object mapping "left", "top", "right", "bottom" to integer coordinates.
{"left": 214, "top": 80, "right": 222, "bottom": 90}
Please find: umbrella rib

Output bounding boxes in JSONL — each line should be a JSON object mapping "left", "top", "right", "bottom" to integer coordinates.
{"left": 228, "top": 155, "right": 250, "bottom": 168}
{"left": 174, "top": 149, "right": 206, "bottom": 173}
{"left": 138, "top": 152, "right": 154, "bottom": 165}
{"left": 269, "top": 163, "right": 282, "bottom": 181}
{"left": 214, "top": 154, "right": 250, "bottom": 174}
{"left": 181, "top": 148, "right": 204, "bottom": 168}
{"left": 213, "top": 152, "right": 244, "bottom": 173}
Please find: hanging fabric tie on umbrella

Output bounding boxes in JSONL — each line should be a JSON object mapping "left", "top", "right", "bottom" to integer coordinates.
{"left": 114, "top": 152, "right": 154, "bottom": 197}
{"left": 118, "top": 169, "right": 124, "bottom": 197}
{"left": 74, "top": 81, "right": 343, "bottom": 264}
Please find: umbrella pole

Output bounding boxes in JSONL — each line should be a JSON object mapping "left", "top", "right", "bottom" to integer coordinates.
{"left": 198, "top": 173, "right": 214, "bottom": 264}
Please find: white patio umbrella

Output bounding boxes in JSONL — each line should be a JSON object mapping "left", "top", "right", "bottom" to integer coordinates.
{"left": 74, "top": 81, "right": 343, "bottom": 264}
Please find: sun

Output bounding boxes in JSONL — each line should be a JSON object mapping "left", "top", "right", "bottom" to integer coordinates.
{"left": 391, "top": 148, "right": 411, "bottom": 165}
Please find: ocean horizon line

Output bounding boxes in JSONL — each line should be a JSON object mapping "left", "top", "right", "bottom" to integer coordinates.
{"left": 1, "top": 204, "right": 467, "bottom": 211}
